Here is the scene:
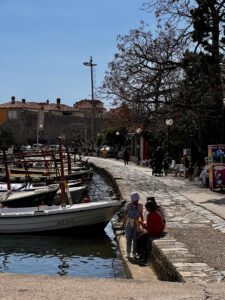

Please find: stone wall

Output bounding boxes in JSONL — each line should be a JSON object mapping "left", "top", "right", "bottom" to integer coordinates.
{"left": 1, "top": 110, "right": 108, "bottom": 146}
{"left": 151, "top": 238, "right": 184, "bottom": 282}
{"left": 89, "top": 162, "right": 185, "bottom": 282}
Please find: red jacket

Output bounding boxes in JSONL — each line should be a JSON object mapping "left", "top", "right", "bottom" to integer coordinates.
{"left": 142, "top": 211, "right": 165, "bottom": 236}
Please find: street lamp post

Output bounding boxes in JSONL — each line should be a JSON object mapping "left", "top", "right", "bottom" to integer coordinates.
{"left": 136, "top": 128, "right": 142, "bottom": 165}
{"left": 116, "top": 131, "right": 120, "bottom": 159}
{"left": 83, "top": 56, "right": 97, "bottom": 154}
{"left": 165, "top": 119, "right": 173, "bottom": 154}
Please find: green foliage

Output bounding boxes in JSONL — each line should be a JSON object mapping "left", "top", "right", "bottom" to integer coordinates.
{"left": 96, "top": 134, "right": 103, "bottom": 147}
{"left": 191, "top": 0, "right": 225, "bottom": 57}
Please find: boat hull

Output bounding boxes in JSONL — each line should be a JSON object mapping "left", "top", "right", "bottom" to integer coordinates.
{"left": 7, "top": 168, "right": 93, "bottom": 183}
{"left": 0, "top": 185, "right": 59, "bottom": 208}
{"left": 54, "top": 185, "right": 87, "bottom": 205}
{"left": 0, "top": 201, "right": 122, "bottom": 234}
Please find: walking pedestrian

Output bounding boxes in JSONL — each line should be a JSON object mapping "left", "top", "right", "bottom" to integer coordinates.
{"left": 123, "top": 192, "right": 143, "bottom": 258}
{"left": 123, "top": 148, "right": 130, "bottom": 165}
{"left": 153, "top": 146, "right": 164, "bottom": 175}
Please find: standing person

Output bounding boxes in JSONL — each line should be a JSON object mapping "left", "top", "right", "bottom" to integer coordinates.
{"left": 153, "top": 146, "right": 164, "bottom": 175}
{"left": 123, "top": 148, "right": 130, "bottom": 165}
{"left": 137, "top": 199, "right": 165, "bottom": 261}
{"left": 163, "top": 154, "right": 171, "bottom": 176}
{"left": 183, "top": 154, "right": 190, "bottom": 177}
{"left": 123, "top": 192, "right": 143, "bottom": 258}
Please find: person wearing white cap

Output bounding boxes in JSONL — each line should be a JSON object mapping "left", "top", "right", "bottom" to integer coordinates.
{"left": 123, "top": 192, "right": 143, "bottom": 258}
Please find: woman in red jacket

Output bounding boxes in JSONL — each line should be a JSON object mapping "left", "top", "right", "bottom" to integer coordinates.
{"left": 137, "top": 199, "right": 165, "bottom": 261}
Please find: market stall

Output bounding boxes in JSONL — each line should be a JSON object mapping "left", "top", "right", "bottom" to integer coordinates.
{"left": 208, "top": 145, "right": 225, "bottom": 191}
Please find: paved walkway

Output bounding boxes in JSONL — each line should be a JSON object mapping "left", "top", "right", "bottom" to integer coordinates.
{"left": 86, "top": 156, "right": 225, "bottom": 283}
{"left": 2, "top": 157, "right": 225, "bottom": 299}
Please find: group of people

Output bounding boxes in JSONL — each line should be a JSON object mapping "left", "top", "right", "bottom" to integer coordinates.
{"left": 122, "top": 192, "right": 165, "bottom": 262}
{"left": 173, "top": 154, "right": 210, "bottom": 185}
{"left": 121, "top": 147, "right": 209, "bottom": 188}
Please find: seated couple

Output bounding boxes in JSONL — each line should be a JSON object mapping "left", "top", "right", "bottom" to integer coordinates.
{"left": 137, "top": 197, "right": 165, "bottom": 261}
{"left": 123, "top": 192, "right": 165, "bottom": 262}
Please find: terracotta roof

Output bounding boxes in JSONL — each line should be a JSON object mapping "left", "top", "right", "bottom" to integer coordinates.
{"left": 0, "top": 101, "right": 74, "bottom": 111}
{"left": 77, "top": 99, "right": 103, "bottom": 105}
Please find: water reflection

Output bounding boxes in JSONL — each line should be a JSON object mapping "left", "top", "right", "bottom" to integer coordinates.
{"left": 0, "top": 223, "right": 125, "bottom": 278}
{"left": 0, "top": 172, "right": 125, "bottom": 278}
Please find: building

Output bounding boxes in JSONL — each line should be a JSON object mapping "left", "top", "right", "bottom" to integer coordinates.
{"left": 0, "top": 96, "right": 109, "bottom": 148}
{"left": 73, "top": 99, "right": 106, "bottom": 113}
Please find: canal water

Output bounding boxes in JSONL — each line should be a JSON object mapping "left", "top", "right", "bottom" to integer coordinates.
{"left": 0, "top": 172, "right": 126, "bottom": 278}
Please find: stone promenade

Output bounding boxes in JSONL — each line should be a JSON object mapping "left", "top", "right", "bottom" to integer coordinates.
{"left": 86, "top": 156, "right": 225, "bottom": 284}
{"left": 2, "top": 156, "right": 225, "bottom": 299}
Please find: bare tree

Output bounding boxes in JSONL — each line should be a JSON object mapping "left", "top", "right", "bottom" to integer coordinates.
{"left": 100, "top": 24, "right": 186, "bottom": 115}
{"left": 100, "top": 0, "right": 225, "bottom": 152}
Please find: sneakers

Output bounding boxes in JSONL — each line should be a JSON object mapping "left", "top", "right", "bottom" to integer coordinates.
{"left": 135, "top": 254, "right": 146, "bottom": 261}
{"left": 132, "top": 253, "right": 139, "bottom": 260}
{"left": 126, "top": 253, "right": 144, "bottom": 259}
{"left": 126, "top": 252, "right": 136, "bottom": 258}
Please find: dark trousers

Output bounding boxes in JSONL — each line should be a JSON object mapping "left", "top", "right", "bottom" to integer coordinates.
{"left": 137, "top": 233, "right": 151, "bottom": 259}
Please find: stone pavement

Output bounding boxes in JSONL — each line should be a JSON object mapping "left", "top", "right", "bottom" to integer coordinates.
{"left": 1, "top": 273, "right": 225, "bottom": 300}
{"left": 86, "top": 156, "right": 225, "bottom": 284}
{"left": 2, "top": 156, "right": 225, "bottom": 299}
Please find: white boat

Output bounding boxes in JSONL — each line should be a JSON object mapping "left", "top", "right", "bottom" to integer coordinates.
{"left": 0, "top": 181, "right": 87, "bottom": 205}
{"left": 0, "top": 184, "right": 59, "bottom": 208}
{"left": 54, "top": 185, "right": 88, "bottom": 204}
{"left": 8, "top": 166, "right": 93, "bottom": 182}
{"left": 0, "top": 182, "right": 33, "bottom": 191}
{"left": 0, "top": 200, "right": 122, "bottom": 234}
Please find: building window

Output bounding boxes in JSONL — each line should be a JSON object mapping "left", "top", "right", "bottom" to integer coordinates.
{"left": 8, "top": 110, "right": 17, "bottom": 119}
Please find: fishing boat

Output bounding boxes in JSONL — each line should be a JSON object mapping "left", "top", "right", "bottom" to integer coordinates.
{"left": 0, "top": 184, "right": 59, "bottom": 208}
{"left": 0, "top": 145, "right": 93, "bottom": 184}
{"left": 8, "top": 166, "right": 93, "bottom": 182}
{"left": 0, "top": 200, "right": 123, "bottom": 234}
{"left": 0, "top": 181, "right": 88, "bottom": 205}
{"left": 54, "top": 184, "right": 88, "bottom": 205}
{"left": 0, "top": 140, "right": 123, "bottom": 234}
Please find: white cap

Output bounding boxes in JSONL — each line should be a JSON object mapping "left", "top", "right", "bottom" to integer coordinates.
{"left": 130, "top": 192, "right": 140, "bottom": 203}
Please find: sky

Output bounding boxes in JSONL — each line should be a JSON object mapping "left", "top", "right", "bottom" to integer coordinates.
{"left": 0, "top": 0, "right": 155, "bottom": 109}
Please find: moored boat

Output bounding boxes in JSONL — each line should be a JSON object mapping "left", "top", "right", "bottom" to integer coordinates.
{"left": 0, "top": 184, "right": 59, "bottom": 208}
{"left": 0, "top": 200, "right": 123, "bottom": 234}
{"left": 54, "top": 184, "right": 88, "bottom": 205}
{"left": 5, "top": 167, "right": 93, "bottom": 183}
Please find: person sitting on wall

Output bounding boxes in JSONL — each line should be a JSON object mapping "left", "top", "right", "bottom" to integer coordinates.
{"left": 146, "top": 196, "right": 166, "bottom": 225}
{"left": 137, "top": 199, "right": 165, "bottom": 262}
